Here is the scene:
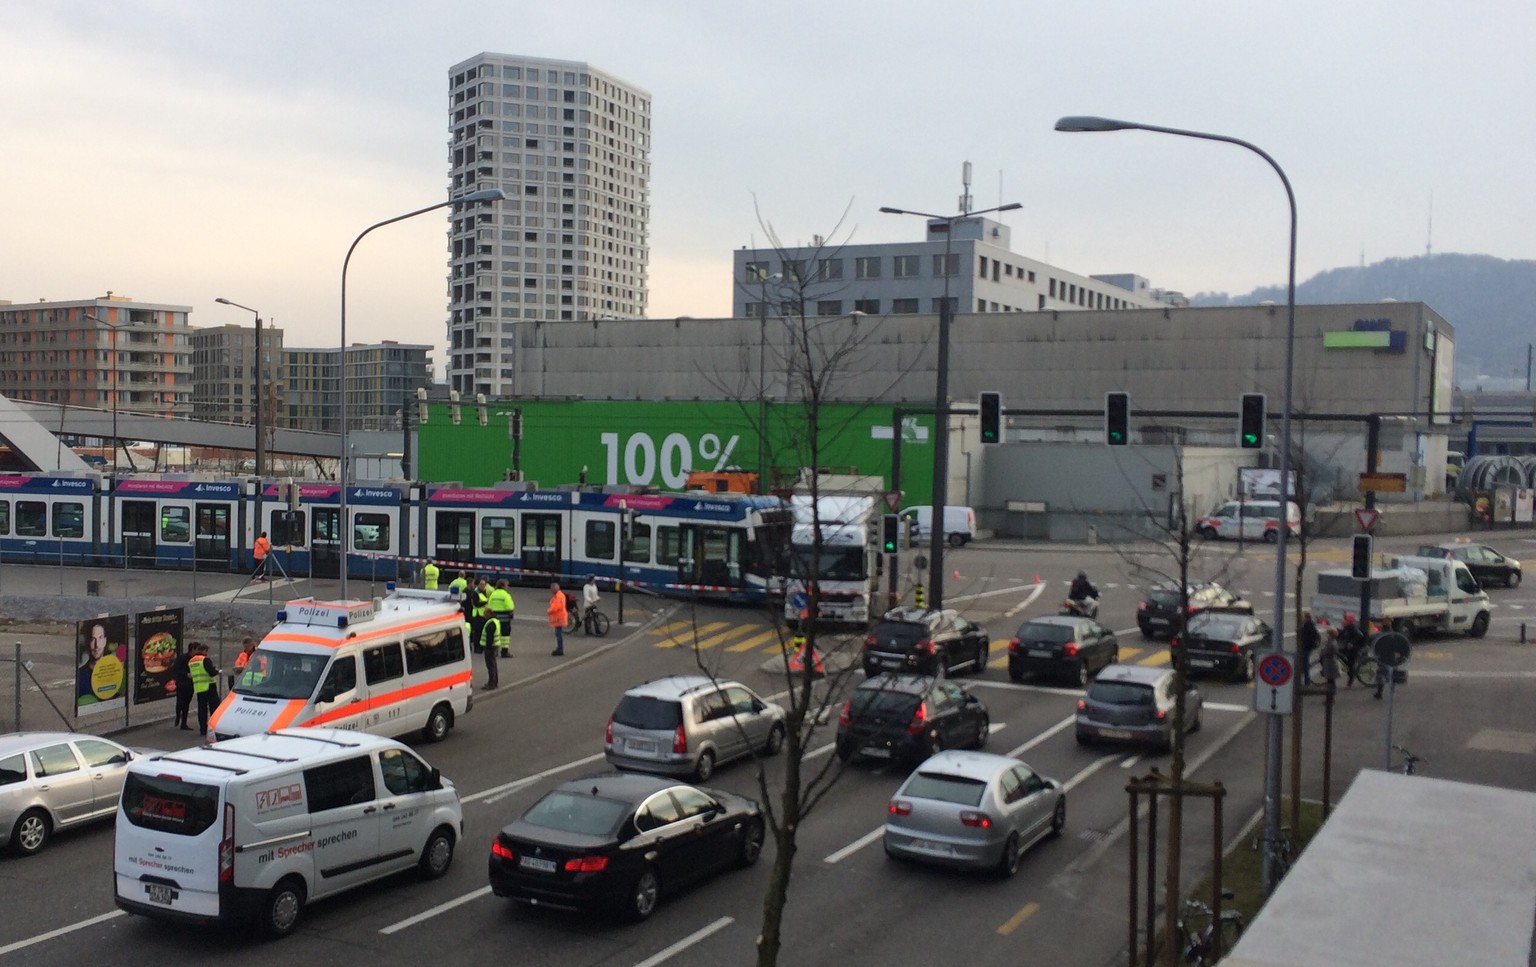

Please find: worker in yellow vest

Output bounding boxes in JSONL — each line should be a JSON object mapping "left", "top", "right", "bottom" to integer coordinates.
{"left": 422, "top": 560, "right": 440, "bottom": 591}
{"left": 187, "top": 642, "right": 220, "bottom": 736}
{"left": 479, "top": 616, "right": 505, "bottom": 689}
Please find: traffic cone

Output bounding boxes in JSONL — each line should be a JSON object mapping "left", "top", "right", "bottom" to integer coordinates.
{"left": 787, "top": 635, "right": 825, "bottom": 676}
{"left": 1033, "top": 572, "right": 1041, "bottom": 584}
{"left": 953, "top": 568, "right": 960, "bottom": 580}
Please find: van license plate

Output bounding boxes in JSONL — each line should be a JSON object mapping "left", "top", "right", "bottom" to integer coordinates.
{"left": 519, "top": 856, "right": 557, "bottom": 873}
{"left": 145, "top": 883, "right": 176, "bottom": 905}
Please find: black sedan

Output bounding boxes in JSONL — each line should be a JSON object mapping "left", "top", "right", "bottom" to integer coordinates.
{"left": 1416, "top": 542, "right": 1522, "bottom": 588}
{"left": 488, "top": 773, "right": 764, "bottom": 921}
{"left": 1137, "top": 581, "right": 1252, "bottom": 639}
{"left": 837, "top": 674, "right": 990, "bottom": 765}
{"left": 1007, "top": 615, "right": 1119, "bottom": 685}
{"left": 1173, "top": 611, "right": 1271, "bottom": 682}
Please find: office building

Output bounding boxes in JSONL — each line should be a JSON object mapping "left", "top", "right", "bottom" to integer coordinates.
{"left": 445, "top": 52, "right": 651, "bottom": 398}
{"left": 191, "top": 323, "right": 286, "bottom": 427}
{"left": 281, "top": 342, "right": 433, "bottom": 433}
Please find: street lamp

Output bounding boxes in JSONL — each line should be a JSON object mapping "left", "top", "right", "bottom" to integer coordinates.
{"left": 878, "top": 199, "right": 1022, "bottom": 610}
{"left": 1056, "top": 114, "right": 1298, "bottom": 894}
{"left": 337, "top": 186, "right": 505, "bottom": 600}
{"left": 214, "top": 297, "right": 265, "bottom": 477}
{"left": 82, "top": 312, "right": 122, "bottom": 475}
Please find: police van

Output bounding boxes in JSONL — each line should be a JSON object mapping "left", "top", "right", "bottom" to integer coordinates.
{"left": 208, "top": 589, "right": 473, "bottom": 744}
{"left": 114, "top": 729, "right": 463, "bottom": 936}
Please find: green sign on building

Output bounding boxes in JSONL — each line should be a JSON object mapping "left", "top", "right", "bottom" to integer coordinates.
{"left": 417, "top": 399, "right": 934, "bottom": 505}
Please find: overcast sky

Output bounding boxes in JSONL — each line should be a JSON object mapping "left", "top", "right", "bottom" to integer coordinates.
{"left": 4, "top": 1, "right": 1531, "bottom": 368}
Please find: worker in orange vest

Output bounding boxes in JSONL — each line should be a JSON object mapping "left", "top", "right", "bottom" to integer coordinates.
{"left": 253, "top": 532, "right": 271, "bottom": 581}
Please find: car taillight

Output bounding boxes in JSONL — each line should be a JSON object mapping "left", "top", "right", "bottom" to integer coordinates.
{"left": 564, "top": 855, "right": 609, "bottom": 873}
{"left": 1230, "top": 643, "right": 1242, "bottom": 654}
{"left": 906, "top": 701, "right": 929, "bottom": 736}
{"left": 888, "top": 800, "right": 912, "bottom": 816}
{"left": 1076, "top": 699, "right": 1086, "bottom": 711}
{"left": 1063, "top": 641, "right": 1078, "bottom": 657}
{"left": 960, "top": 811, "right": 992, "bottom": 828}
{"left": 605, "top": 715, "right": 613, "bottom": 745}
{"left": 864, "top": 634, "right": 877, "bottom": 648}
{"left": 218, "top": 802, "right": 236, "bottom": 884}
{"left": 839, "top": 700, "right": 852, "bottom": 726}
{"left": 672, "top": 724, "right": 688, "bottom": 754}
{"left": 1138, "top": 601, "right": 1148, "bottom": 611}
{"left": 919, "top": 639, "right": 936, "bottom": 655}
{"left": 491, "top": 839, "right": 516, "bottom": 861}
{"left": 1170, "top": 637, "right": 1180, "bottom": 649}
{"left": 1155, "top": 709, "right": 1167, "bottom": 721}
{"left": 1009, "top": 637, "right": 1020, "bottom": 654}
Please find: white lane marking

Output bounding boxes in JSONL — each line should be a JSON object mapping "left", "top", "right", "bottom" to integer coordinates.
{"left": 951, "top": 581, "right": 1045, "bottom": 605}
{"left": 0, "top": 911, "right": 125, "bottom": 957}
{"left": 632, "top": 917, "right": 735, "bottom": 967}
{"left": 824, "top": 827, "right": 885, "bottom": 864}
{"left": 464, "top": 752, "right": 606, "bottom": 805}
{"left": 1120, "top": 754, "right": 1144, "bottom": 769}
{"left": 1007, "top": 715, "right": 1074, "bottom": 758}
{"left": 1204, "top": 701, "right": 1250, "bottom": 713}
{"left": 1063, "top": 755, "right": 1119, "bottom": 791}
{"left": 380, "top": 886, "right": 493, "bottom": 935}
{"left": 1005, "top": 582, "right": 1047, "bottom": 617}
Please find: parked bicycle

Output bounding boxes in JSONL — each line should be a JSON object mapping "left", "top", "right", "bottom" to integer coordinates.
{"left": 1393, "top": 744, "right": 1425, "bottom": 775}
{"left": 1176, "top": 889, "right": 1245, "bottom": 965}
{"left": 566, "top": 605, "right": 611, "bottom": 637}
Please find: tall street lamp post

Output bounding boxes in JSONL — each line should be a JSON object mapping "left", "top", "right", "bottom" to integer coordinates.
{"left": 215, "top": 297, "right": 265, "bottom": 477}
{"left": 878, "top": 200, "right": 1021, "bottom": 610}
{"left": 337, "top": 187, "right": 505, "bottom": 600}
{"left": 1055, "top": 115, "right": 1298, "bottom": 894}
{"left": 82, "top": 312, "right": 122, "bottom": 474}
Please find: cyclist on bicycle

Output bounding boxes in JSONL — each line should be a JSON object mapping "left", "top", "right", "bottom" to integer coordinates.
{"left": 1337, "top": 614, "right": 1366, "bottom": 688}
{"left": 581, "top": 574, "right": 601, "bottom": 633}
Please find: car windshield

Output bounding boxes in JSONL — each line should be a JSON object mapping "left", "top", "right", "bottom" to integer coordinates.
{"left": 1188, "top": 615, "right": 1245, "bottom": 639}
{"left": 850, "top": 687, "right": 921, "bottom": 719}
{"left": 1148, "top": 588, "right": 1183, "bottom": 607}
{"left": 1020, "top": 623, "right": 1074, "bottom": 644}
{"left": 870, "top": 622, "right": 928, "bottom": 648}
{"left": 523, "top": 790, "right": 631, "bottom": 837}
{"left": 614, "top": 695, "right": 684, "bottom": 730}
{"left": 902, "top": 771, "right": 987, "bottom": 807}
{"left": 233, "top": 649, "right": 327, "bottom": 699}
{"left": 1088, "top": 681, "right": 1156, "bottom": 706}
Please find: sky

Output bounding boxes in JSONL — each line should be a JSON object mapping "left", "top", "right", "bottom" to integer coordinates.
{"left": 3, "top": 1, "right": 1533, "bottom": 374}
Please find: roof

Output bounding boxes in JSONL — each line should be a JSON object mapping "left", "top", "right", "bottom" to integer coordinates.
{"left": 262, "top": 591, "right": 463, "bottom": 649}
{"left": 913, "top": 750, "right": 1023, "bottom": 783}
{"left": 877, "top": 607, "right": 944, "bottom": 625}
{"left": 858, "top": 673, "right": 941, "bottom": 696}
{"left": 135, "top": 728, "right": 399, "bottom": 779}
{"left": 1093, "top": 664, "right": 1170, "bottom": 685}
{"left": 1018, "top": 615, "right": 1091, "bottom": 630}
{"left": 622, "top": 675, "right": 738, "bottom": 701}
{"left": 0, "top": 731, "right": 122, "bottom": 756}
{"left": 552, "top": 772, "right": 682, "bottom": 803}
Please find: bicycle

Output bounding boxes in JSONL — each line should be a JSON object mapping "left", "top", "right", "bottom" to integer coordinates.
{"left": 1176, "top": 889, "right": 1245, "bottom": 965}
{"left": 567, "top": 605, "right": 611, "bottom": 637}
{"left": 1393, "top": 744, "right": 1425, "bottom": 775}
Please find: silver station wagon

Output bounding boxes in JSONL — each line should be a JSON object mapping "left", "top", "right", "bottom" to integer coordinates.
{"left": 2, "top": 731, "right": 156, "bottom": 856}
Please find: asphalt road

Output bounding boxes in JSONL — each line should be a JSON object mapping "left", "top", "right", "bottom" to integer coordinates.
{"left": 3, "top": 528, "right": 1534, "bottom": 966}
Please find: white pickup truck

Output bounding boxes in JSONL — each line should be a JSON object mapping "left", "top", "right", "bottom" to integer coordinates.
{"left": 1310, "top": 555, "right": 1491, "bottom": 638}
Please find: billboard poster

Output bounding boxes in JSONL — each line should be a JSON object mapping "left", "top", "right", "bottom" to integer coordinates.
{"left": 75, "top": 615, "right": 129, "bottom": 716}
{"left": 133, "top": 608, "right": 185, "bottom": 706}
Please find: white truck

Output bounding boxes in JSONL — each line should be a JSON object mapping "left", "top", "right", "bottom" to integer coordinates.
{"left": 1310, "top": 554, "right": 1491, "bottom": 638}
{"left": 782, "top": 473, "right": 886, "bottom": 627}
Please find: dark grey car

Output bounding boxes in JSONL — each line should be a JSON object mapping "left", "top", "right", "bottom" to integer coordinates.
{"left": 1007, "top": 615, "right": 1119, "bottom": 685}
{"left": 605, "top": 676, "right": 786, "bottom": 782}
{"left": 1074, "top": 665, "right": 1202, "bottom": 751}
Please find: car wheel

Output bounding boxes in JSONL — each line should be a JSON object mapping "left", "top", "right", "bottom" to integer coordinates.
{"left": 260, "top": 877, "right": 306, "bottom": 938}
{"left": 11, "top": 809, "right": 50, "bottom": 856}
{"left": 624, "top": 867, "right": 661, "bottom": 922}
{"left": 1199, "top": 526, "right": 1218, "bottom": 540}
{"left": 1072, "top": 661, "right": 1088, "bottom": 687}
{"left": 1139, "top": 625, "right": 1154, "bottom": 640}
{"left": 1236, "top": 654, "right": 1254, "bottom": 684}
{"left": 737, "top": 817, "right": 766, "bottom": 868}
{"left": 973, "top": 713, "right": 990, "bottom": 750}
{"left": 1470, "top": 613, "right": 1490, "bottom": 638}
{"left": 760, "top": 722, "right": 786, "bottom": 757}
{"left": 974, "top": 643, "right": 989, "bottom": 676}
{"left": 421, "top": 703, "right": 452, "bottom": 743}
{"left": 1049, "top": 797, "right": 1066, "bottom": 838}
{"left": 418, "top": 826, "right": 455, "bottom": 879}
{"left": 947, "top": 532, "right": 965, "bottom": 548}
{"left": 1509, "top": 571, "right": 1522, "bottom": 589}
{"left": 1008, "top": 665, "right": 1024, "bottom": 684}
{"left": 1263, "top": 529, "right": 1279, "bottom": 544}
{"left": 997, "top": 832, "right": 1022, "bottom": 879}
{"left": 1075, "top": 730, "right": 1090, "bottom": 747}
{"left": 692, "top": 749, "right": 716, "bottom": 783}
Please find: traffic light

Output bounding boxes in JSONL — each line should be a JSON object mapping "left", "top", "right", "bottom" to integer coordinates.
{"left": 475, "top": 393, "right": 488, "bottom": 426}
{"left": 416, "top": 387, "right": 429, "bottom": 424}
{"left": 1240, "top": 393, "right": 1266, "bottom": 449}
{"left": 1352, "top": 534, "right": 1373, "bottom": 579}
{"left": 450, "top": 389, "right": 462, "bottom": 425}
{"left": 978, "top": 391, "right": 1002, "bottom": 444}
{"left": 1105, "top": 392, "right": 1129, "bottom": 446}
{"left": 882, "top": 513, "right": 901, "bottom": 553}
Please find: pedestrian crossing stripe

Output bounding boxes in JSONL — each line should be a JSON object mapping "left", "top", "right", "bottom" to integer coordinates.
{"left": 727, "top": 629, "right": 784, "bottom": 652}
{"left": 653, "top": 621, "right": 730, "bottom": 648}
{"left": 1136, "top": 649, "right": 1172, "bottom": 668}
{"left": 690, "top": 624, "right": 762, "bottom": 651}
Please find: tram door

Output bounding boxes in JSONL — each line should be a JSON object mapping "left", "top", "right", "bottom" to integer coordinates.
{"left": 695, "top": 526, "right": 744, "bottom": 589}
{"left": 121, "top": 500, "right": 157, "bottom": 566}
{"left": 312, "top": 507, "right": 340, "bottom": 578}
{"left": 195, "top": 503, "right": 231, "bottom": 571}
{"left": 521, "top": 513, "right": 562, "bottom": 577}
{"left": 434, "top": 511, "right": 475, "bottom": 567}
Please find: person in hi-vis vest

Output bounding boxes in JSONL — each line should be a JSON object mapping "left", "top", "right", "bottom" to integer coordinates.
{"left": 188, "top": 642, "right": 221, "bottom": 736}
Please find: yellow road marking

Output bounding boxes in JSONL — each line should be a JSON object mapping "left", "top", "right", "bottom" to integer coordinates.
{"left": 1418, "top": 651, "right": 1452, "bottom": 660}
{"left": 648, "top": 621, "right": 695, "bottom": 637}
{"left": 691, "top": 624, "right": 758, "bottom": 651}
{"left": 727, "top": 629, "right": 782, "bottom": 652}
{"left": 989, "top": 638, "right": 1012, "bottom": 669}
{"left": 997, "top": 901, "right": 1040, "bottom": 936}
{"left": 1137, "top": 650, "right": 1172, "bottom": 668}
{"left": 1117, "top": 646, "right": 1146, "bottom": 662}
{"left": 654, "top": 622, "right": 729, "bottom": 649}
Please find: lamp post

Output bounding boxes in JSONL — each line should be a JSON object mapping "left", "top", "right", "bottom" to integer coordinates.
{"left": 1055, "top": 115, "right": 1298, "bottom": 895}
{"left": 337, "top": 187, "right": 505, "bottom": 600}
{"left": 82, "top": 312, "right": 122, "bottom": 474}
{"left": 215, "top": 298, "right": 265, "bottom": 477}
{"left": 878, "top": 199, "right": 1022, "bottom": 610}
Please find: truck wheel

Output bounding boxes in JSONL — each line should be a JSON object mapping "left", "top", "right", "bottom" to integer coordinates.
{"left": 260, "top": 877, "right": 306, "bottom": 938}
{"left": 1470, "top": 613, "right": 1490, "bottom": 638}
{"left": 1263, "top": 529, "right": 1279, "bottom": 544}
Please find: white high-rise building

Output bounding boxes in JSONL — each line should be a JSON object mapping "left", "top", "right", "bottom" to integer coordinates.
{"left": 446, "top": 53, "right": 651, "bottom": 397}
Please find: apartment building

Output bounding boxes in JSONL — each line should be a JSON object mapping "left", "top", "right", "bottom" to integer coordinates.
{"left": 190, "top": 323, "right": 286, "bottom": 427}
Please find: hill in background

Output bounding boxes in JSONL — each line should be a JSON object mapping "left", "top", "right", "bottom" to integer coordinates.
{"left": 1188, "top": 253, "right": 1536, "bottom": 388}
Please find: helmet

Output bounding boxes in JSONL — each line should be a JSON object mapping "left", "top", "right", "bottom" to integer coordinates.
{"left": 587, "top": 574, "right": 596, "bottom": 581}
{"left": 1077, "top": 571, "right": 1087, "bottom": 580}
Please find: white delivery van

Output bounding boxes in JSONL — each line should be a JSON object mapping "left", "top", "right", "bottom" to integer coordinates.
{"left": 900, "top": 505, "right": 976, "bottom": 547}
{"left": 1196, "top": 500, "right": 1301, "bottom": 543}
{"left": 114, "top": 729, "right": 462, "bottom": 937}
{"left": 208, "top": 589, "right": 472, "bottom": 744}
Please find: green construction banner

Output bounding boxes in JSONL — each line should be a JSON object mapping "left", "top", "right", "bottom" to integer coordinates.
{"left": 416, "top": 399, "right": 934, "bottom": 504}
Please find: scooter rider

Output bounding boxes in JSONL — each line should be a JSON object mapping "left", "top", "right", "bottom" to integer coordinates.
{"left": 1067, "top": 571, "right": 1099, "bottom": 617}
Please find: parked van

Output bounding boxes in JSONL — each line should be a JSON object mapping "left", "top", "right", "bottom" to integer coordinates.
{"left": 900, "top": 505, "right": 976, "bottom": 547}
{"left": 1196, "top": 500, "right": 1301, "bottom": 543}
{"left": 114, "top": 729, "right": 462, "bottom": 936}
{"left": 208, "top": 589, "right": 472, "bottom": 744}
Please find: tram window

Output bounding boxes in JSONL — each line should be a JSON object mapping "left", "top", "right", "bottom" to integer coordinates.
{"left": 657, "top": 526, "right": 683, "bottom": 567}
{"left": 0, "top": 500, "right": 9, "bottom": 536}
{"left": 272, "top": 511, "right": 306, "bottom": 547}
{"left": 16, "top": 502, "right": 45, "bottom": 537}
{"left": 482, "top": 515, "right": 516, "bottom": 554}
{"left": 624, "top": 521, "right": 651, "bottom": 563}
{"left": 161, "top": 506, "right": 192, "bottom": 543}
{"left": 354, "top": 513, "right": 390, "bottom": 551}
{"left": 585, "top": 519, "right": 616, "bottom": 560}
{"left": 54, "top": 503, "right": 86, "bottom": 538}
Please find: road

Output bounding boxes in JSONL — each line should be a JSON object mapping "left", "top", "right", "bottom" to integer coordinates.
{"left": 3, "top": 529, "right": 1534, "bottom": 966}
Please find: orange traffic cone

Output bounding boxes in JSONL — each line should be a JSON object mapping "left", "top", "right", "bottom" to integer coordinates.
{"left": 1033, "top": 572, "right": 1041, "bottom": 584}
{"left": 787, "top": 635, "right": 825, "bottom": 675}
{"left": 953, "top": 568, "right": 960, "bottom": 579}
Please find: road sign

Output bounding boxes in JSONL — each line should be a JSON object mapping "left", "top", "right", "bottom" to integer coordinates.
{"left": 1358, "top": 472, "right": 1407, "bottom": 493}
{"left": 1254, "top": 651, "right": 1295, "bottom": 716}
{"left": 884, "top": 490, "right": 902, "bottom": 512}
{"left": 1372, "top": 631, "right": 1411, "bottom": 668}
{"left": 1355, "top": 507, "right": 1380, "bottom": 532}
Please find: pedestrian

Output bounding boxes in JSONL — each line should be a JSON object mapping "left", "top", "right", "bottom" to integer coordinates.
{"left": 422, "top": 559, "right": 440, "bottom": 591}
{"left": 253, "top": 531, "right": 271, "bottom": 581}
{"left": 547, "top": 582, "right": 568, "bottom": 656}
{"left": 1298, "top": 611, "right": 1320, "bottom": 686}
{"left": 232, "top": 637, "right": 257, "bottom": 690}
{"left": 188, "top": 642, "right": 221, "bottom": 735}
{"left": 171, "top": 645, "right": 194, "bottom": 730}
{"left": 448, "top": 570, "right": 468, "bottom": 600}
{"left": 487, "top": 579, "right": 514, "bottom": 657}
{"left": 1338, "top": 614, "right": 1365, "bottom": 688}
{"left": 1318, "top": 627, "right": 1340, "bottom": 691}
{"left": 479, "top": 615, "right": 504, "bottom": 688}
{"left": 581, "top": 574, "right": 601, "bottom": 633}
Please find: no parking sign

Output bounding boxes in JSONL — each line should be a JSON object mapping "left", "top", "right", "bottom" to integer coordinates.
{"left": 1254, "top": 651, "right": 1295, "bottom": 716}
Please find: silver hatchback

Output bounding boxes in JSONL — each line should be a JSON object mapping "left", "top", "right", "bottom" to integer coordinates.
{"left": 605, "top": 676, "right": 787, "bottom": 782}
{"left": 1, "top": 731, "right": 153, "bottom": 856}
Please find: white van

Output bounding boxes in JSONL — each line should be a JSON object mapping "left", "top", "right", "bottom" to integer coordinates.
{"left": 208, "top": 589, "right": 472, "bottom": 744}
{"left": 114, "top": 729, "right": 462, "bottom": 936}
{"left": 900, "top": 505, "right": 976, "bottom": 547}
{"left": 1196, "top": 500, "right": 1302, "bottom": 543}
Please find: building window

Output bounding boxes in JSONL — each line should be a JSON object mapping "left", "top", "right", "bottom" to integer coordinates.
{"left": 978, "top": 256, "right": 988, "bottom": 278}
{"left": 892, "top": 298, "right": 919, "bottom": 314}
{"left": 816, "top": 300, "right": 842, "bottom": 316}
{"left": 893, "top": 255, "right": 920, "bottom": 279}
{"left": 931, "top": 297, "right": 957, "bottom": 314}
{"left": 744, "top": 261, "right": 769, "bottom": 282}
{"left": 932, "top": 253, "right": 959, "bottom": 277}
{"left": 855, "top": 256, "right": 881, "bottom": 280}
{"left": 853, "top": 299, "right": 880, "bottom": 315}
{"left": 781, "top": 260, "right": 806, "bottom": 283}
{"left": 817, "top": 259, "right": 843, "bottom": 281}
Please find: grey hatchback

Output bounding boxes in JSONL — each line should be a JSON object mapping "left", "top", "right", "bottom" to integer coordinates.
{"left": 1, "top": 732, "right": 152, "bottom": 856}
{"left": 1074, "top": 665, "right": 1202, "bottom": 751}
{"left": 605, "top": 676, "right": 787, "bottom": 782}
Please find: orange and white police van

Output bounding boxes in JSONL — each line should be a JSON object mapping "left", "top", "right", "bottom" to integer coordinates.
{"left": 208, "top": 588, "right": 473, "bottom": 744}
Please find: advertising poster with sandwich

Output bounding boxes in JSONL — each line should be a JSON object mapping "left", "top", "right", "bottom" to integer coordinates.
{"left": 75, "top": 614, "right": 130, "bottom": 716}
{"left": 134, "top": 608, "right": 184, "bottom": 705}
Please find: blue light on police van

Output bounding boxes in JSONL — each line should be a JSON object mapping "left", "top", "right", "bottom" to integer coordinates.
{"left": 276, "top": 610, "right": 288, "bottom": 622}
{"left": 386, "top": 581, "right": 397, "bottom": 593}
{"left": 337, "top": 616, "right": 349, "bottom": 628}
